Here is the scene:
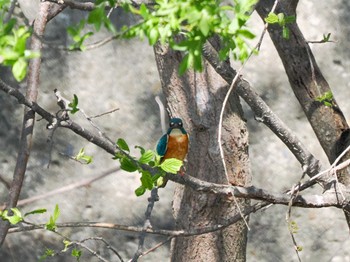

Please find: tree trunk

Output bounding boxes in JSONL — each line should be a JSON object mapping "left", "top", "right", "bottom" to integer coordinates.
{"left": 256, "top": 0, "right": 350, "bottom": 227}
{"left": 154, "top": 43, "right": 251, "bottom": 261}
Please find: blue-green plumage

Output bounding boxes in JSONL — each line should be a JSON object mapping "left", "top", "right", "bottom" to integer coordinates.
{"left": 156, "top": 134, "right": 168, "bottom": 157}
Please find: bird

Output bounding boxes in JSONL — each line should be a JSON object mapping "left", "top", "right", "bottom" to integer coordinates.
{"left": 156, "top": 117, "right": 189, "bottom": 186}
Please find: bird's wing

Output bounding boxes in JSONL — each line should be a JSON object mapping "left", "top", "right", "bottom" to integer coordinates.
{"left": 156, "top": 134, "right": 168, "bottom": 157}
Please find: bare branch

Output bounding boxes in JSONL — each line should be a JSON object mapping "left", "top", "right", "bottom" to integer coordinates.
{"left": 203, "top": 39, "right": 324, "bottom": 184}
{"left": 0, "top": 1, "right": 52, "bottom": 247}
{"left": 45, "top": 0, "right": 96, "bottom": 11}
{"left": 131, "top": 188, "right": 159, "bottom": 262}
{"left": 168, "top": 173, "right": 347, "bottom": 208}
{"left": 9, "top": 202, "right": 268, "bottom": 237}
{"left": 0, "top": 167, "right": 120, "bottom": 209}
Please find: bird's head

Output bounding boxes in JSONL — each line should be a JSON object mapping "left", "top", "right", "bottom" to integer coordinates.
{"left": 167, "top": 118, "right": 187, "bottom": 135}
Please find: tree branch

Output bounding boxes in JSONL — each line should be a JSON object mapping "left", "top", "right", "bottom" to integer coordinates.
{"left": 0, "top": 77, "right": 347, "bottom": 209}
{"left": 203, "top": 39, "right": 324, "bottom": 184}
{"left": 0, "top": 2, "right": 52, "bottom": 246}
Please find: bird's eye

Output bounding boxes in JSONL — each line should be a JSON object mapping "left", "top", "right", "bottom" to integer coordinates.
{"left": 170, "top": 122, "right": 174, "bottom": 127}
{"left": 179, "top": 122, "right": 182, "bottom": 126}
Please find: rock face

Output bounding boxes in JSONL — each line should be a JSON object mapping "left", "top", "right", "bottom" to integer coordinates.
{"left": 0, "top": 2, "right": 350, "bottom": 261}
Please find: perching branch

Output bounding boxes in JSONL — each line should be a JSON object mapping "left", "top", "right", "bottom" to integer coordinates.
{"left": 0, "top": 78, "right": 347, "bottom": 209}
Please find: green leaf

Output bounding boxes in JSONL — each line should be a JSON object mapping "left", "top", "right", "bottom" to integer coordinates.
{"left": 2, "top": 208, "right": 23, "bottom": 225}
{"left": 71, "top": 248, "right": 82, "bottom": 260}
{"left": 139, "top": 150, "right": 155, "bottom": 164}
{"left": 53, "top": 204, "right": 60, "bottom": 222}
{"left": 160, "top": 158, "right": 183, "bottom": 174}
{"left": 12, "top": 58, "right": 27, "bottom": 82}
{"left": 87, "top": 8, "right": 104, "bottom": 31}
{"left": 24, "top": 208, "right": 47, "bottom": 217}
{"left": 68, "top": 94, "right": 79, "bottom": 114}
{"left": 284, "top": 15, "right": 296, "bottom": 24}
{"left": 237, "top": 29, "right": 255, "bottom": 39}
{"left": 45, "top": 204, "right": 60, "bottom": 231}
{"left": 135, "top": 145, "right": 145, "bottom": 155}
{"left": 74, "top": 148, "right": 93, "bottom": 164}
{"left": 148, "top": 27, "right": 159, "bottom": 45}
{"left": 135, "top": 185, "right": 146, "bottom": 196}
{"left": 120, "top": 157, "right": 138, "bottom": 172}
{"left": 264, "top": 13, "right": 279, "bottom": 24}
{"left": 282, "top": 26, "right": 290, "bottom": 39}
{"left": 140, "top": 171, "right": 153, "bottom": 190}
{"left": 63, "top": 239, "right": 72, "bottom": 252}
{"left": 117, "top": 138, "right": 130, "bottom": 152}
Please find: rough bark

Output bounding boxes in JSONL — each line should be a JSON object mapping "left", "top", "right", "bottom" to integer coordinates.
{"left": 256, "top": 0, "right": 350, "bottom": 226}
{"left": 154, "top": 43, "right": 251, "bottom": 261}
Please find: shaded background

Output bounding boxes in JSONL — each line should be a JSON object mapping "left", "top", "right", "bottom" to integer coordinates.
{"left": 0, "top": 1, "right": 350, "bottom": 261}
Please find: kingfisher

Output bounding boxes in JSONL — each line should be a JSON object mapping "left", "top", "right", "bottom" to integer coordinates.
{"left": 156, "top": 118, "right": 189, "bottom": 186}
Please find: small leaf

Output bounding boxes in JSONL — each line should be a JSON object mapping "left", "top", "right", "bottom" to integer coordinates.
{"left": 160, "top": 158, "right": 183, "bottom": 174}
{"left": 120, "top": 157, "right": 138, "bottom": 172}
{"left": 282, "top": 26, "right": 290, "bottom": 39}
{"left": 139, "top": 150, "right": 155, "bottom": 164}
{"left": 71, "top": 248, "right": 82, "bottom": 260}
{"left": 237, "top": 29, "right": 255, "bottom": 39}
{"left": 68, "top": 94, "right": 79, "bottom": 114}
{"left": 53, "top": 204, "right": 60, "bottom": 222}
{"left": 117, "top": 138, "right": 130, "bottom": 152}
{"left": 149, "top": 27, "right": 159, "bottom": 45}
{"left": 87, "top": 8, "right": 104, "bottom": 31}
{"left": 140, "top": 171, "right": 153, "bottom": 190}
{"left": 264, "top": 13, "right": 279, "bottom": 24}
{"left": 12, "top": 58, "right": 27, "bottom": 82}
{"left": 24, "top": 208, "right": 47, "bottom": 217}
{"left": 135, "top": 186, "right": 146, "bottom": 196}
{"left": 156, "top": 176, "right": 165, "bottom": 187}
{"left": 135, "top": 145, "right": 145, "bottom": 155}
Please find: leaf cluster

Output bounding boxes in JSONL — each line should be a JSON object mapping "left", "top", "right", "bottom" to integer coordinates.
{"left": 315, "top": 91, "right": 334, "bottom": 107}
{"left": 67, "top": 0, "right": 117, "bottom": 50}
{"left": 114, "top": 138, "right": 183, "bottom": 196}
{"left": 264, "top": 12, "right": 296, "bottom": 39}
{"left": 0, "top": 207, "right": 47, "bottom": 225}
{"left": 122, "top": 0, "right": 257, "bottom": 74}
{"left": 0, "top": 11, "right": 39, "bottom": 81}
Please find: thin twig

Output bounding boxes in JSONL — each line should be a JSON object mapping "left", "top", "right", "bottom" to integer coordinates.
{"left": 10, "top": 202, "right": 269, "bottom": 237}
{"left": 3, "top": 0, "right": 17, "bottom": 23}
{"left": 131, "top": 188, "right": 159, "bottom": 262}
{"left": 0, "top": 167, "right": 120, "bottom": 209}
{"left": 137, "top": 236, "right": 173, "bottom": 260}
{"left": 80, "top": 237, "right": 124, "bottom": 262}
{"left": 88, "top": 108, "right": 119, "bottom": 119}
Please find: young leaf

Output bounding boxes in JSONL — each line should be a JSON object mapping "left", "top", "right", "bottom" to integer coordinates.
{"left": 24, "top": 208, "right": 47, "bottom": 217}
{"left": 138, "top": 150, "right": 155, "bottom": 164}
{"left": 71, "top": 248, "right": 82, "bottom": 260}
{"left": 120, "top": 157, "right": 138, "bottom": 172}
{"left": 45, "top": 204, "right": 60, "bottom": 231}
{"left": 160, "top": 158, "right": 183, "bottom": 174}
{"left": 135, "top": 185, "right": 146, "bottom": 196}
{"left": 135, "top": 145, "right": 146, "bottom": 155}
{"left": 140, "top": 171, "right": 153, "bottom": 190}
{"left": 68, "top": 94, "right": 79, "bottom": 114}
{"left": 264, "top": 13, "right": 279, "bottom": 24}
{"left": 117, "top": 138, "right": 130, "bottom": 152}
{"left": 12, "top": 58, "right": 27, "bottom": 82}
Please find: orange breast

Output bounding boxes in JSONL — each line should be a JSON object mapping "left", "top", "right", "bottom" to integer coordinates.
{"left": 163, "top": 134, "right": 189, "bottom": 161}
